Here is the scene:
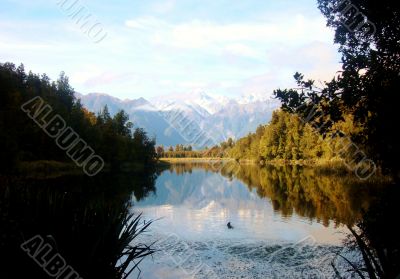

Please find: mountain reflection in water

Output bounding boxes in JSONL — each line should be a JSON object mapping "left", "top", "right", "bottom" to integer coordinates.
{"left": 131, "top": 162, "right": 386, "bottom": 279}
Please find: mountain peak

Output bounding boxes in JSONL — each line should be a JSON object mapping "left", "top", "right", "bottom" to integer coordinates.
{"left": 79, "top": 92, "right": 278, "bottom": 146}
{"left": 196, "top": 91, "right": 213, "bottom": 100}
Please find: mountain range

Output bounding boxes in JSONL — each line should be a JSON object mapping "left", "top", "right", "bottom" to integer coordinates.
{"left": 77, "top": 92, "right": 280, "bottom": 148}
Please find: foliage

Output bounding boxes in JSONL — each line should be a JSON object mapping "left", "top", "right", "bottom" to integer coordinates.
{"left": 274, "top": 0, "right": 400, "bottom": 178}
{"left": 0, "top": 171, "right": 158, "bottom": 279}
{"left": 272, "top": 0, "right": 400, "bottom": 277}
{"left": 164, "top": 161, "right": 382, "bottom": 226}
{"left": 228, "top": 110, "right": 341, "bottom": 163}
{"left": 0, "top": 62, "right": 157, "bottom": 173}
{"left": 160, "top": 139, "right": 233, "bottom": 158}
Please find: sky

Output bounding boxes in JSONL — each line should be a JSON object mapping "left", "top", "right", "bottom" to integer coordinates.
{"left": 0, "top": 0, "right": 342, "bottom": 100}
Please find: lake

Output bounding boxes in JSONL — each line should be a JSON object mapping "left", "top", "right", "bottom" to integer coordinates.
{"left": 130, "top": 162, "right": 377, "bottom": 279}
{"left": 0, "top": 162, "right": 387, "bottom": 278}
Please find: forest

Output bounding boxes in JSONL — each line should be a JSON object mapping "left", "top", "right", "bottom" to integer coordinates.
{"left": 160, "top": 109, "right": 360, "bottom": 168}
{"left": 226, "top": 109, "right": 367, "bottom": 165}
{"left": 0, "top": 62, "right": 157, "bottom": 175}
{"left": 228, "top": 110, "right": 336, "bottom": 163}
{"left": 1, "top": 0, "right": 400, "bottom": 277}
{"left": 158, "top": 142, "right": 229, "bottom": 159}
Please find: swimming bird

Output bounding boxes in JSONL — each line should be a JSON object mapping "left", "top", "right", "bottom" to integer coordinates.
{"left": 227, "top": 222, "right": 234, "bottom": 229}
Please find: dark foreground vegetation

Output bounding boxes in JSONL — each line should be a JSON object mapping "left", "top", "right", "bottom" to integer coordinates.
{"left": 1, "top": 0, "right": 400, "bottom": 277}
{"left": 0, "top": 170, "right": 161, "bottom": 278}
{"left": 0, "top": 63, "right": 160, "bottom": 278}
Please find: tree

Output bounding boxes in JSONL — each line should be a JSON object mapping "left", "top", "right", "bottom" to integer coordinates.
{"left": 0, "top": 62, "right": 157, "bottom": 173}
{"left": 98, "top": 105, "right": 112, "bottom": 124}
{"left": 272, "top": 1, "right": 400, "bottom": 277}
{"left": 156, "top": 146, "right": 164, "bottom": 158}
{"left": 113, "top": 110, "right": 133, "bottom": 137}
{"left": 227, "top": 138, "right": 234, "bottom": 148}
{"left": 16, "top": 63, "right": 26, "bottom": 83}
{"left": 228, "top": 110, "right": 336, "bottom": 162}
{"left": 56, "top": 71, "right": 75, "bottom": 111}
{"left": 275, "top": 0, "right": 400, "bottom": 178}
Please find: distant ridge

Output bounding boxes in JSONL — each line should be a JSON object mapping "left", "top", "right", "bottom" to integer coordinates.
{"left": 78, "top": 92, "right": 280, "bottom": 147}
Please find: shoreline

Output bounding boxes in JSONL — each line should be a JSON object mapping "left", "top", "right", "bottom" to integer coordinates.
{"left": 158, "top": 157, "right": 352, "bottom": 174}
{"left": 159, "top": 157, "right": 234, "bottom": 163}
{"left": 159, "top": 157, "right": 344, "bottom": 166}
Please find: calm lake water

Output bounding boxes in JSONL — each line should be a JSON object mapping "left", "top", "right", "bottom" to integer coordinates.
{"left": 130, "top": 162, "right": 375, "bottom": 279}
{"left": 1, "top": 162, "right": 384, "bottom": 278}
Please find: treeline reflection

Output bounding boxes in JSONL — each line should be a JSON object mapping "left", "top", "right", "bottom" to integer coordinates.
{"left": 166, "top": 162, "right": 383, "bottom": 226}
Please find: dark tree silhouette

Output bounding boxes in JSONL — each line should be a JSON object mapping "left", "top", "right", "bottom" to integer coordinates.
{"left": 273, "top": 1, "right": 400, "bottom": 277}
{"left": 0, "top": 63, "right": 157, "bottom": 173}
{"left": 274, "top": 0, "right": 400, "bottom": 179}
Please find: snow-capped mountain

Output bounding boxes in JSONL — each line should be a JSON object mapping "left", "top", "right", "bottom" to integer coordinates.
{"left": 78, "top": 92, "right": 280, "bottom": 148}
{"left": 151, "top": 91, "right": 229, "bottom": 115}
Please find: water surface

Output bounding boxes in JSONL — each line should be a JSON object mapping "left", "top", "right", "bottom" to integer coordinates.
{"left": 132, "top": 163, "right": 373, "bottom": 278}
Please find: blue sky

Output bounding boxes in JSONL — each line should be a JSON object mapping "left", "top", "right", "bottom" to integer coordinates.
{"left": 0, "top": 0, "right": 341, "bottom": 100}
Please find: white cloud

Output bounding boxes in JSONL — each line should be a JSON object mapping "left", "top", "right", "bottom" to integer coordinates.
{"left": 1, "top": 3, "right": 341, "bottom": 100}
{"left": 125, "top": 17, "right": 168, "bottom": 30}
{"left": 125, "top": 15, "right": 334, "bottom": 52}
{"left": 224, "top": 43, "right": 261, "bottom": 59}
